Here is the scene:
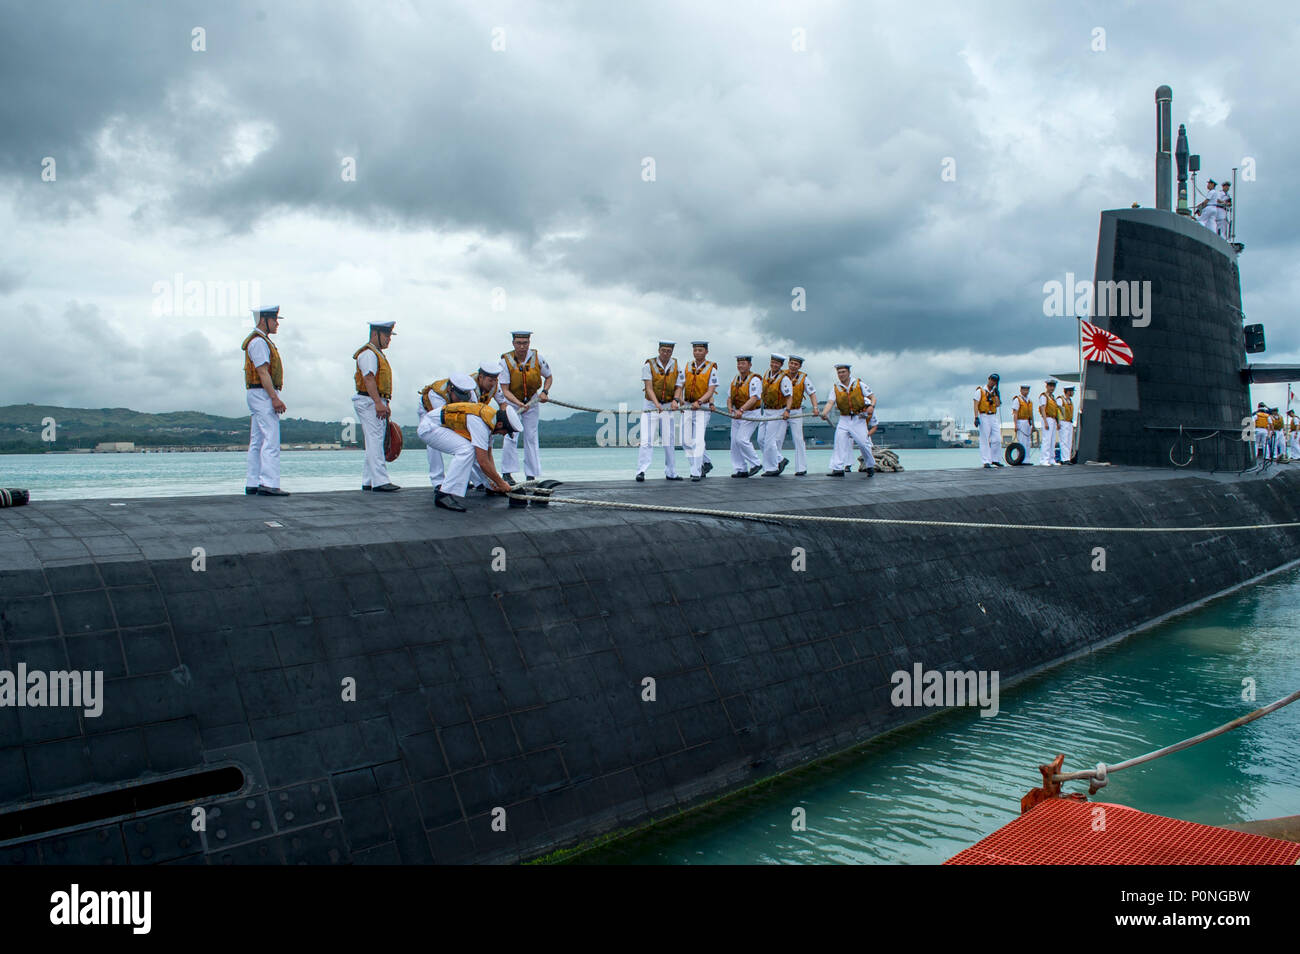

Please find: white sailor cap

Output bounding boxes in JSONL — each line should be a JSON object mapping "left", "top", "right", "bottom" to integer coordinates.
{"left": 658, "top": 340, "right": 675, "bottom": 348}
{"left": 770, "top": 353, "right": 787, "bottom": 362}
{"left": 1020, "top": 384, "right": 1031, "bottom": 389}
{"left": 450, "top": 373, "right": 477, "bottom": 392}
{"left": 370, "top": 321, "right": 397, "bottom": 334}
{"left": 500, "top": 405, "right": 523, "bottom": 434}
{"left": 1258, "top": 401, "right": 1268, "bottom": 408}
{"left": 1045, "top": 378, "right": 1057, "bottom": 385}
{"left": 735, "top": 354, "right": 753, "bottom": 361}
{"left": 834, "top": 363, "right": 851, "bottom": 370}
{"left": 1063, "top": 385, "right": 1075, "bottom": 392}
{"left": 253, "top": 305, "right": 282, "bottom": 320}
{"left": 691, "top": 340, "right": 709, "bottom": 347}
{"left": 510, "top": 330, "right": 533, "bottom": 338}
{"left": 478, "top": 357, "right": 503, "bottom": 376}
{"left": 788, "top": 354, "right": 804, "bottom": 363}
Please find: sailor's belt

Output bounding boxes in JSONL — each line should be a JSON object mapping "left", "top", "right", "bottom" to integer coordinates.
{"left": 357, "top": 389, "right": 393, "bottom": 399}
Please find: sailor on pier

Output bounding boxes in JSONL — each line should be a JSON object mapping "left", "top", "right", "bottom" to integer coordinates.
{"left": 760, "top": 354, "right": 793, "bottom": 476}
{"left": 432, "top": 382, "right": 521, "bottom": 513}
{"left": 821, "top": 364, "right": 876, "bottom": 477}
{"left": 242, "top": 305, "right": 289, "bottom": 496}
{"left": 637, "top": 341, "right": 684, "bottom": 481}
{"left": 728, "top": 355, "right": 763, "bottom": 477}
{"left": 682, "top": 341, "right": 718, "bottom": 482}
{"left": 1253, "top": 403, "right": 1271, "bottom": 460}
{"left": 1012, "top": 385, "right": 1034, "bottom": 460}
{"left": 1038, "top": 380, "right": 1060, "bottom": 466}
{"left": 498, "top": 331, "right": 552, "bottom": 483}
{"left": 1057, "top": 386, "right": 1076, "bottom": 465}
{"left": 353, "top": 320, "right": 400, "bottom": 492}
{"left": 784, "top": 356, "right": 817, "bottom": 476}
{"left": 974, "top": 373, "right": 1002, "bottom": 469}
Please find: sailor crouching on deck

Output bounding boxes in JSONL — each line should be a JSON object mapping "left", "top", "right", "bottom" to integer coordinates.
{"left": 432, "top": 387, "right": 522, "bottom": 512}
{"left": 974, "top": 373, "right": 1002, "bottom": 469}
{"left": 353, "top": 320, "right": 399, "bottom": 492}
{"left": 1038, "top": 379, "right": 1060, "bottom": 466}
{"left": 499, "top": 331, "right": 552, "bottom": 483}
{"left": 417, "top": 369, "right": 485, "bottom": 489}
{"left": 242, "top": 305, "right": 289, "bottom": 496}
{"left": 728, "top": 355, "right": 764, "bottom": 477}
{"left": 759, "top": 354, "right": 792, "bottom": 476}
{"left": 821, "top": 363, "right": 876, "bottom": 477}
{"left": 637, "top": 341, "right": 684, "bottom": 482}
{"left": 784, "top": 355, "right": 816, "bottom": 476}
{"left": 682, "top": 341, "right": 718, "bottom": 482}
{"left": 1012, "top": 385, "right": 1034, "bottom": 461}
{"left": 1058, "top": 386, "right": 1076, "bottom": 464}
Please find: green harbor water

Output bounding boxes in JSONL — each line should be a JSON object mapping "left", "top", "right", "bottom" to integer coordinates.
{"left": 580, "top": 566, "right": 1300, "bottom": 864}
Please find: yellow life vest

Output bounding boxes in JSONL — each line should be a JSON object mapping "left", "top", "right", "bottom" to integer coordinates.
{"left": 684, "top": 360, "right": 716, "bottom": 403}
{"left": 730, "top": 372, "right": 758, "bottom": 410}
{"left": 1058, "top": 398, "right": 1074, "bottom": 422}
{"left": 833, "top": 380, "right": 867, "bottom": 416}
{"left": 1271, "top": 414, "right": 1283, "bottom": 429}
{"left": 1040, "top": 392, "right": 1059, "bottom": 420}
{"left": 242, "top": 331, "right": 282, "bottom": 390}
{"left": 1255, "top": 411, "right": 1272, "bottom": 428}
{"left": 761, "top": 369, "right": 788, "bottom": 409}
{"left": 502, "top": 350, "right": 543, "bottom": 401}
{"left": 1013, "top": 395, "right": 1033, "bottom": 420}
{"left": 440, "top": 401, "right": 497, "bottom": 440}
{"left": 646, "top": 358, "right": 679, "bottom": 403}
{"left": 976, "top": 386, "right": 999, "bottom": 415}
{"left": 353, "top": 343, "right": 393, "bottom": 399}
{"left": 420, "top": 378, "right": 453, "bottom": 412}
{"left": 787, "top": 371, "right": 808, "bottom": 409}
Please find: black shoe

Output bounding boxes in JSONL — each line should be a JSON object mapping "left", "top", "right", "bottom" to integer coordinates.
{"left": 702, "top": 461, "right": 713, "bottom": 475}
{"left": 258, "top": 486, "right": 290, "bottom": 496}
{"left": 794, "top": 471, "right": 807, "bottom": 476}
{"left": 991, "top": 461, "right": 1004, "bottom": 467}
{"left": 732, "top": 471, "right": 750, "bottom": 478}
{"left": 635, "top": 472, "right": 645, "bottom": 482}
{"left": 665, "top": 475, "right": 684, "bottom": 481}
{"left": 778, "top": 457, "right": 789, "bottom": 474}
{"left": 372, "top": 483, "right": 401, "bottom": 492}
{"left": 503, "top": 473, "right": 515, "bottom": 485}
{"left": 435, "top": 491, "right": 466, "bottom": 512}
{"left": 691, "top": 475, "right": 701, "bottom": 482}
{"left": 866, "top": 467, "right": 874, "bottom": 477}
{"left": 525, "top": 475, "right": 537, "bottom": 481}
{"left": 827, "top": 470, "right": 844, "bottom": 477}
{"left": 362, "top": 484, "right": 372, "bottom": 491}
{"left": 747, "top": 464, "right": 762, "bottom": 477}
{"left": 983, "top": 463, "right": 992, "bottom": 469}
{"left": 245, "top": 487, "right": 259, "bottom": 495}
{"left": 762, "top": 470, "right": 780, "bottom": 477}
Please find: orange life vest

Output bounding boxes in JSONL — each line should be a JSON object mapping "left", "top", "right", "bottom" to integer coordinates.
{"left": 976, "top": 386, "right": 999, "bottom": 415}
{"left": 1271, "top": 414, "right": 1284, "bottom": 430}
{"left": 1058, "top": 398, "right": 1074, "bottom": 423}
{"left": 353, "top": 343, "right": 393, "bottom": 399}
{"left": 787, "top": 371, "right": 808, "bottom": 408}
{"left": 1013, "top": 395, "right": 1033, "bottom": 420}
{"left": 684, "top": 360, "right": 716, "bottom": 403}
{"left": 833, "top": 380, "right": 867, "bottom": 416}
{"left": 420, "top": 378, "right": 454, "bottom": 412}
{"left": 440, "top": 402, "right": 497, "bottom": 440}
{"left": 646, "top": 358, "right": 679, "bottom": 403}
{"left": 761, "top": 370, "right": 788, "bottom": 409}
{"left": 1255, "top": 411, "right": 1271, "bottom": 428}
{"left": 242, "top": 330, "right": 282, "bottom": 390}
{"left": 730, "top": 372, "right": 758, "bottom": 410}
{"left": 502, "top": 350, "right": 543, "bottom": 401}
{"left": 1040, "top": 392, "right": 1059, "bottom": 420}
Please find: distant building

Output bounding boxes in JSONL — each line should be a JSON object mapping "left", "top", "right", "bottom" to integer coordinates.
{"left": 93, "top": 442, "right": 135, "bottom": 453}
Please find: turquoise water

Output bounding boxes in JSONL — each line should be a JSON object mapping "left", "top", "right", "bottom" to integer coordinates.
{"left": 0, "top": 446, "right": 981, "bottom": 500}
{"left": 581, "top": 567, "right": 1300, "bottom": 864}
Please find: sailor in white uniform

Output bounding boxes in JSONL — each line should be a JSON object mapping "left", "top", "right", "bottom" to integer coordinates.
{"left": 417, "top": 372, "right": 476, "bottom": 490}
{"left": 1289, "top": 410, "right": 1300, "bottom": 460}
{"left": 1195, "top": 180, "right": 1219, "bottom": 231}
{"left": 728, "top": 355, "right": 764, "bottom": 477}
{"left": 241, "top": 305, "right": 289, "bottom": 496}
{"left": 973, "top": 373, "right": 1002, "bottom": 469}
{"left": 1057, "top": 386, "right": 1076, "bottom": 465}
{"left": 432, "top": 386, "right": 522, "bottom": 513}
{"left": 821, "top": 363, "right": 876, "bottom": 476}
{"left": 784, "top": 355, "right": 817, "bottom": 476}
{"left": 1214, "top": 181, "right": 1231, "bottom": 239}
{"left": 1038, "top": 379, "right": 1060, "bottom": 466}
{"left": 352, "top": 320, "right": 400, "bottom": 492}
{"left": 759, "top": 354, "right": 793, "bottom": 476}
{"left": 1253, "top": 403, "right": 1271, "bottom": 460}
{"left": 1011, "top": 385, "right": 1034, "bottom": 460}
{"left": 637, "top": 341, "right": 684, "bottom": 481}
{"left": 498, "top": 331, "right": 552, "bottom": 482}
{"left": 682, "top": 341, "right": 718, "bottom": 482}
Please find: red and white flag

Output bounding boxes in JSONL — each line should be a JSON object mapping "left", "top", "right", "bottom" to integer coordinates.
{"left": 1080, "top": 320, "right": 1134, "bottom": 365}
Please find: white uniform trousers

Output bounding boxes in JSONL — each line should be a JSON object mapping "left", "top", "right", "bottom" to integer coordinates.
{"left": 832, "top": 415, "right": 874, "bottom": 471}
{"left": 682, "top": 408, "right": 712, "bottom": 477}
{"left": 637, "top": 409, "right": 678, "bottom": 477}
{"left": 1290, "top": 432, "right": 1300, "bottom": 459}
{"left": 1254, "top": 429, "right": 1269, "bottom": 458}
{"left": 762, "top": 410, "right": 790, "bottom": 471}
{"left": 1213, "top": 209, "right": 1229, "bottom": 238}
{"left": 977, "top": 412, "right": 999, "bottom": 465}
{"left": 416, "top": 406, "right": 445, "bottom": 486}
{"left": 245, "top": 389, "right": 281, "bottom": 489}
{"left": 352, "top": 394, "right": 391, "bottom": 487}
{"left": 787, "top": 416, "right": 809, "bottom": 473}
{"left": 1039, "top": 419, "right": 1058, "bottom": 465}
{"left": 1273, "top": 430, "right": 1286, "bottom": 459}
{"left": 1014, "top": 419, "right": 1032, "bottom": 453}
{"left": 417, "top": 411, "right": 458, "bottom": 489}
{"left": 1057, "top": 421, "right": 1074, "bottom": 463}
{"left": 501, "top": 404, "right": 541, "bottom": 478}
{"left": 729, "top": 416, "right": 761, "bottom": 472}
{"left": 435, "top": 433, "right": 478, "bottom": 497}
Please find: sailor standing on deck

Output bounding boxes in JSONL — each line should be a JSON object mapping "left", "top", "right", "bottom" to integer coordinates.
{"left": 498, "top": 331, "right": 552, "bottom": 483}
{"left": 1057, "top": 386, "right": 1076, "bottom": 465}
{"left": 1289, "top": 410, "right": 1300, "bottom": 461}
{"left": 728, "top": 355, "right": 764, "bottom": 478}
{"left": 1254, "top": 403, "right": 1271, "bottom": 460}
{"left": 1271, "top": 407, "right": 1285, "bottom": 461}
{"left": 1038, "top": 380, "right": 1060, "bottom": 466}
{"left": 682, "top": 341, "right": 718, "bottom": 482}
{"left": 760, "top": 354, "right": 793, "bottom": 476}
{"left": 242, "top": 305, "right": 290, "bottom": 496}
{"left": 1011, "top": 385, "right": 1034, "bottom": 461}
{"left": 782, "top": 356, "right": 817, "bottom": 476}
{"left": 821, "top": 364, "right": 876, "bottom": 477}
{"left": 973, "top": 373, "right": 1002, "bottom": 469}
{"left": 353, "top": 320, "right": 400, "bottom": 492}
{"left": 637, "top": 341, "right": 684, "bottom": 482}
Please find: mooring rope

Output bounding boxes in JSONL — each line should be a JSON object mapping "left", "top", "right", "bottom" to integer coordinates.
{"left": 545, "top": 396, "right": 826, "bottom": 422}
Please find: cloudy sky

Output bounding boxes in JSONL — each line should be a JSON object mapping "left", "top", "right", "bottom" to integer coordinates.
{"left": 3, "top": 0, "right": 1297, "bottom": 425}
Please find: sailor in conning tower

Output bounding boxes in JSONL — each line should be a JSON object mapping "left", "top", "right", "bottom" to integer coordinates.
{"left": 241, "top": 305, "right": 289, "bottom": 496}
{"left": 637, "top": 340, "right": 684, "bottom": 481}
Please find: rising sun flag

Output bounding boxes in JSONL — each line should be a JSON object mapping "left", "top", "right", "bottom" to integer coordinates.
{"left": 1080, "top": 320, "right": 1134, "bottom": 365}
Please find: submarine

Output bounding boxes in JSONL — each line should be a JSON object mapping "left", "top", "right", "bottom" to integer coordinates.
{"left": 2, "top": 87, "right": 1299, "bottom": 866}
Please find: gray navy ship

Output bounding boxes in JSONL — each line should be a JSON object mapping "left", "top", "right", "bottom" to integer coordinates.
{"left": 1, "top": 87, "right": 1298, "bottom": 865}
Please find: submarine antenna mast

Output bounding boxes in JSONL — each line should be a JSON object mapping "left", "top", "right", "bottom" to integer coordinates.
{"left": 1155, "top": 85, "right": 1172, "bottom": 210}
